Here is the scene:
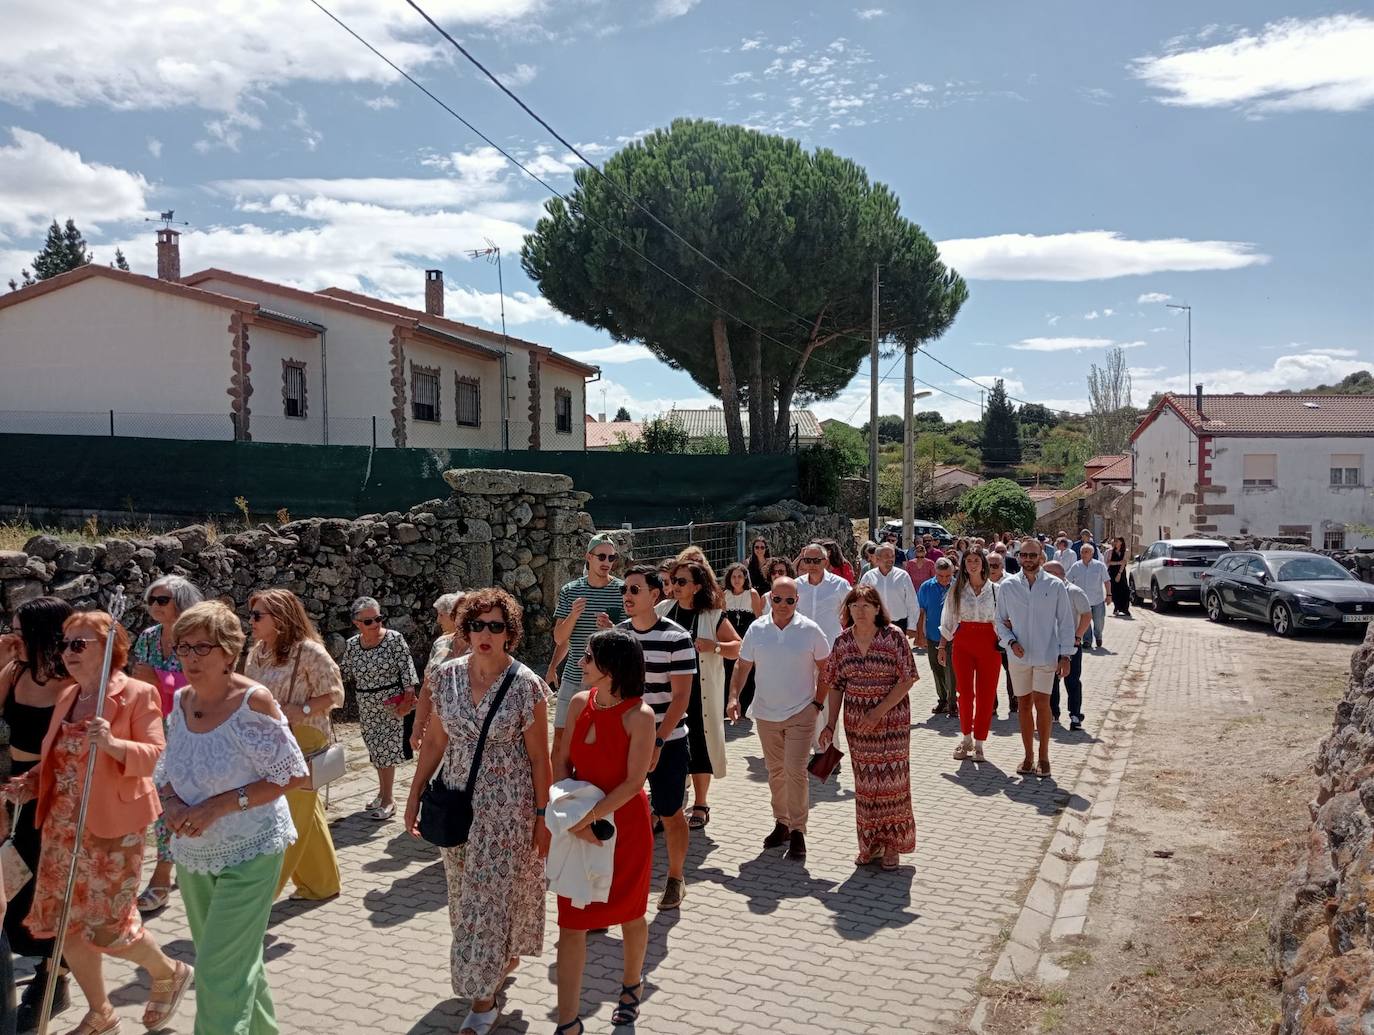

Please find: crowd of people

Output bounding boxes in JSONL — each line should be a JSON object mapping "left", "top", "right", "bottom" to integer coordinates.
{"left": 0, "top": 523, "right": 1131, "bottom": 1035}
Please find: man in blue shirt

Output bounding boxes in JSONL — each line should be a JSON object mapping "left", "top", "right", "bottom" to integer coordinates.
{"left": 915, "top": 558, "right": 956, "bottom": 716}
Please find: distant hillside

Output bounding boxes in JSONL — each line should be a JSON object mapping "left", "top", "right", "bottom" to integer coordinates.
{"left": 1273, "top": 370, "right": 1374, "bottom": 396}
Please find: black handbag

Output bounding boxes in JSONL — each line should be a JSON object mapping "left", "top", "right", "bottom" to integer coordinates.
{"left": 418, "top": 666, "right": 517, "bottom": 848}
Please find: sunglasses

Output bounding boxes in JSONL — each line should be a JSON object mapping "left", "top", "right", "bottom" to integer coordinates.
{"left": 1017, "top": 552, "right": 1042, "bottom": 559}
{"left": 771, "top": 595, "right": 797, "bottom": 605}
{"left": 620, "top": 584, "right": 647, "bottom": 596}
{"left": 356, "top": 616, "right": 383, "bottom": 626}
{"left": 591, "top": 552, "right": 618, "bottom": 563}
{"left": 466, "top": 619, "right": 508, "bottom": 634}
{"left": 60, "top": 637, "right": 93, "bottom": 654}
{"left": 670, "top": 576, "right": 693, "bottom": 587}
{"left": 148, "top": 594, "right": 174, "bottom": 607}
{"left": 249, "top": 610, "right": 270, "bottom": 622}
{"left": 799, "top": 557, "right": 823, "bottom": 564}
{"left": 173, "top": 642, "right": 217, "bottom": 657}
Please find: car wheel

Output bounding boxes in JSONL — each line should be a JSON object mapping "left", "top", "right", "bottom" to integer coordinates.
{"left": 1205, "top": 593, "right": 1228, "bottom": 623}
{"left": 1151, "top": 580, "right": 1173, "bottom": 612}
{"left": 1270, "top": 601, "right": 1295, "bottom": 637}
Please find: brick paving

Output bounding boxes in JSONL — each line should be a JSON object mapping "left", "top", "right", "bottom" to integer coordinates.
{"left": 44, "top": 618, "right": 1145, "bottom": 1035}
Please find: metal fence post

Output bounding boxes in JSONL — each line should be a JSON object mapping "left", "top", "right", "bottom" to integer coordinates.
{"left": 687, "top": 521, "right": 694, "bottom": 550}
{"left": 230, "top": 412, "right": 239, "bottom": 441}
{"left": 736, "top": 520, "right": 746, "bottom": 563}
{"left": 371, "top": 415, "right": 377, "bottom": 449}
{"left": 108, "top": 410, "right": 114, "bottom": 437}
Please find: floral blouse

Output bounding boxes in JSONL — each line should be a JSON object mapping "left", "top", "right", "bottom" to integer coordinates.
{"left": 340, "top": 629, "right": 418, "bottom": 693}
{"left": 244, "top": 639, "right": 345, "bottom": 736}
{"left": 132, "top": 624, "right": 187, "bottom": 716}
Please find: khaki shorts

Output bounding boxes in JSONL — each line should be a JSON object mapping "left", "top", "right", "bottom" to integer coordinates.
{"left": 1007, "top": 660, "right": 1056, "bottom": 697}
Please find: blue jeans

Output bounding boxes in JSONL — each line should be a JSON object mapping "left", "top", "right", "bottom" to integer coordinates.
{"left": 1089, "top": 603, "right": 1106, "bottom": 646}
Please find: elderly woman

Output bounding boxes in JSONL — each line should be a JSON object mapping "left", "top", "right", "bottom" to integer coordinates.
{"left": 658, "top": 559, "right": 740, "bottom": 829}
{"left": 11, "top": 611, "right": 188, "bottom": 1035}
{"left": 904, "top": 542, "right": 935, "bottom": 588}
{"left": 404, "top": 589, "right": 550, "bottom": 1035}
{"left": 0, "top": 597, "right": 75, "bottom": 1029}
{"left": 158, "top": 601, "right": 308, "bottom": 1035}
{"left": 818, "top": 585, "right": 917, "bottom": 871}
{"left": 411, "top": 592, "right": 467, "bottom": 752}
{"left": 129, "top": 574, "right": 203, "bottom": 914}
{"left": 244, "top": 588, "right": 345, "bottom": 901}
{"left": 857, "top": 541, "right": 879, "bottom": 580}
{"left": 339, "top": 597, "right": 418, "bottom": 822}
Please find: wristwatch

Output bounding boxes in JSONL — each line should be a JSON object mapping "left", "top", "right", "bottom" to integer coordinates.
{"left": 654, "top": 736, "right": 665, "bottom": 748}
{"left": 236, "top": 787, "right": 250, "bottom": 812}
{"left": 811, "top": 700, "right": 824, "bottom": 712}
{"left": 712, "top": 644, "right": 721, "bottom": 655}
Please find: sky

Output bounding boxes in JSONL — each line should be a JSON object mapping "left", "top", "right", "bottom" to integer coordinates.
{"left": 2, "top": 0, "right": 1371, "bottom": 425}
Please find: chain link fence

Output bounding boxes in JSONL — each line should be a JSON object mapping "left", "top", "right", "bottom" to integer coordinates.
{"left": 615, "top": 520, "right": 746, "bottom": 574}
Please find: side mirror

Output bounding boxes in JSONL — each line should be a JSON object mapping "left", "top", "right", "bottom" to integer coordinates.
{"left": 1133, "top": 554, "right": 1143, "bottom": 563}
{"left": 1258, "top": 572, "right": 1270, "bottom": 583}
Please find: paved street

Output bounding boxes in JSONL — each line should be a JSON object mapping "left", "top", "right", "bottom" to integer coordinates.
{"left": 45, "top": 620, "right": 1147, "bottom": 1035}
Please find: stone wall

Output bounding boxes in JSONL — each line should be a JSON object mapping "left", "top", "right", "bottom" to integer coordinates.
{"left": 0, "top": 469, "right": 594, "bottom": 673}
{"left": 744, "top": 499, "right": 857, "bottom": 563}
{"left": 1035, "top": 484, "right": 1132, "bottom": 541}
{"left": 1270, "top": 623, "right": 1374, "bottom": 1033}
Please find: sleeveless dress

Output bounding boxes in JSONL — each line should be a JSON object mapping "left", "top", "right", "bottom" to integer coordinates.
{"left": 557, "top": 695, "right": 652, "bottom": 930}
{"left": 723, "top": 588, "right": 757, "bottom": 715}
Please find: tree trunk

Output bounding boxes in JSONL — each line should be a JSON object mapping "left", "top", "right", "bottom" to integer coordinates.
{"left": 747, "top": 327, "right": 764, "bottom": 453}
{"left": 712, "top": 317, "right": 747, "bottom": 454}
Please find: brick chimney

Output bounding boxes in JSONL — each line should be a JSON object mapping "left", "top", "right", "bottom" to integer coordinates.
{"left": 1195, "top": 383, "right": 1204, "bottom": 417}
{"left": 425, "top": 269, "right": 444, "bottom": 317}
{"left": 156, "top": 229, "right": 181, "bottom": 281}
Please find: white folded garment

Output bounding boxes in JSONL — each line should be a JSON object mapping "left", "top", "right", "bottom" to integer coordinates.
{"left": 545, "top": 779, "right": 616, "bottom": 908}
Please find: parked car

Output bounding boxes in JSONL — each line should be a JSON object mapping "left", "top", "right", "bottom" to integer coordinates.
{"left": 1128, "top": 539, "right": 1231, "bottom": 610}
{"left": 1200, "top": 550, "right": 1374, "bottom": 636}
{"left": 880, "top": 519, "right": 955, "bottom": 549}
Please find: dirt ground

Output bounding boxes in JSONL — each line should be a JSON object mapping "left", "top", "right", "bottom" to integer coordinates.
{"left": 974, "top": 607, "right": 1360, "bottom": 1035}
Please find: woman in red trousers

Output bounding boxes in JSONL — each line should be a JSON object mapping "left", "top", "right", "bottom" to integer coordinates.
{"left": 552, "top": 629, "right": 656, "bottom": 1035}
{"left": 938, "top": 548, "right": 1002, "bottom": 762}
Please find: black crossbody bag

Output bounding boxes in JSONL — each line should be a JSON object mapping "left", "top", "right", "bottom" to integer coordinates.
{"left": 418, "top": 666, "right": 517, "bottom": 848}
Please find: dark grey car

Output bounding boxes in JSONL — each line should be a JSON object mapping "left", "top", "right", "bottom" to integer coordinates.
{"left": 1199, "top": 550, "right": 1374, "bottom": 636}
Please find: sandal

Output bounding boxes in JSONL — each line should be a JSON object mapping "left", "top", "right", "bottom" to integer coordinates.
{"left": 952, "top": 742, "right": 970, "bottom": 760}
{"left": 66, "top": 1008, "right": 121, "bottom": 1035}
{"left": 652, "top": 814, "right": 664, "bottom": 835}
{"left": 881, "top": 851, "right": 900, "bottom": 871}
{"left": 136, "top": 884, "right": 174, "bottom": 914}
{"left": 611, "top": 981, "right": 642, "bottom": 1026}
{"left": 554, "top": 1021, "right": 583, "bottom": 1034}
{"left": 364, "top": 794, "right": 383, "bottom": 811}
{"left": 855, "top": 850, "right": 882, "bottom": 866}
{"left": 1016, "top": 759, "right": 1035, "bottom": 776}
{"left": 367, "top": 802, "right": 395, "bottom": 821}
{"left": 142, "top": 960, "right": 193, "bottom": 1030}
{"left": 1037, "top": 760, "right": 1052, "bottom": 778}
{"left": 688, "top": 805, "right": 710, "bottom": 830}
{"left": 460, "top": 1004, "right": 499, "bottom": 1035}
{"left": 972, "top": 743, "right": 985, "bottom": 763}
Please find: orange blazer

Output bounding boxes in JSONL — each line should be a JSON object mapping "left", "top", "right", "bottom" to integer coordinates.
{"left": 34, "top": 673, "right": 164, "bottom": 840}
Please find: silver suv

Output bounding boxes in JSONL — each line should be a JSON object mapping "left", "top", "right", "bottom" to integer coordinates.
{"left": 1128, "top": 539, "right": 1231, "bottom": 611}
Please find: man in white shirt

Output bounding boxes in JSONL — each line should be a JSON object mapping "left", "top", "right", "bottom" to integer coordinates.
{"left": 995, "top": 538, "right": 1075, "bottom": 778}
{"left": 727, "top": 577, "right": 831, "bottom": 861}
{"left": 795, "top": 542, "right": 850, "bottom": 751}
{"left": 859, "top": 544, "right": 918, "bottom": 639}
{"left": 1065, "top": 544, "right": 1111, "bottom": 650}
{"left": 1045, "top": 560, "right": 1094, "bottom": 730}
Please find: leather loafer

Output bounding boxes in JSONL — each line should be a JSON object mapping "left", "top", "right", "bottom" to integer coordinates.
{"left": 787, "top": 830, "right": 807, "bottom": 860}
{"left": 762, "top": 821, "right": 789, "bottom": 849}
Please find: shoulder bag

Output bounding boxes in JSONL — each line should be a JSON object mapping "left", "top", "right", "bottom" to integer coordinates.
{"left": 418, "top": 665, "right": 517, "bottom": 848}
{"left": 284, "top": 646, "right": 347, "bottom": 790}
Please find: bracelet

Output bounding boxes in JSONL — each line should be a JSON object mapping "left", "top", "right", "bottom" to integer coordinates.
{"left": 535, "top": 807, "right": 546, "bottom": 816}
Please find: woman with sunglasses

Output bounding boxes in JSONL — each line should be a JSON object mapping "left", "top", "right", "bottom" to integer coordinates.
{"left": 0, "top": 596, "right": 76, "bottom": 1030}
{"left": 129, "top": 575, "right": 203, "bottom": 915}
{"left": 339, "top": 597, "right": 418, "bottom": 822}
{"left": 406, "top": 589, "right": 550, "bottom": 1035}
{"left": 747, "top": 537, "right": 772, "bottom": 593}
{"left": 244, "top": 588, "right": 345, "bottom": 900}
{"left": 11, "top": 610, "right": 189, "bottom": 1035}
{"left": 157, "top": 601, "right": 308, "bottom": 1035}
{"left": 657, "top": 560, "right": 740, "bottom": 830}
{"left": 766, "top": 557, "right": 795, "bottom": 584}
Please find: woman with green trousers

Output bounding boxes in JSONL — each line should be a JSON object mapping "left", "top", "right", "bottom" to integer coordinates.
{"left": 156, "top": 601, "right": 309, "bottom": 1034}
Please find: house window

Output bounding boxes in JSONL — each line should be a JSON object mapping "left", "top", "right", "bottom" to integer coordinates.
{"left": 282, "top": 360, "right": 306, "bottom": 419}
{"left": 455, "top": 375, "right": 481, "bottom": 428}
{"left": 1325, "top": 527, "right": 1347, "bottom": 551}
{"left": 1330, "top": 454, "right": 1363, "bottom": 486}
{"left": 1241, "top": 453, "right": 1277, "bottom": 487}
{"left": 411, "top": 364, "right": 440, "bottom": 423}
{"left": 1279, "top": 525, "right": 1312, "bottom": 544}
{"left": 554, "top": 388, "right": 573, "bottom": 435}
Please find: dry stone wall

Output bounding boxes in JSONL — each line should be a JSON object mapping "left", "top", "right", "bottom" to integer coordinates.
{"left": 743, "top": 499, "right": 857, "bottom": 564}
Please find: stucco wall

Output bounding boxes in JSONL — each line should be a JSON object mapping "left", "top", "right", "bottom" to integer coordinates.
{"left": 1132, "top": 408, "right": 1199, "bottom": 542}
{"left": 396, "top": 335, "right": 504, "bottom": 451}
{"left": 244, "top": 322, "right": 324, "bottom": 445}
{"left": 541, "top": 361, "right": 587, "bottom": 450}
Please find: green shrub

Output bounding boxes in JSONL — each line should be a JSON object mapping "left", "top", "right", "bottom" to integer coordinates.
{"left": 960, "top": 478, "right": 1037, "bottom": 532}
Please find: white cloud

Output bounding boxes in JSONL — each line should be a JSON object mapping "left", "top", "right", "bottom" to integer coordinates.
{"left": 363, "top": 96, "right": 399, "bottom": 111}
{"left": 740, "top": 36, "right": 763, "bottom": 51}
{"left": 1083, "top": 310, "right": 1101, "bottom": 320}
{"left": 856, "top": 8, "right": 885, "bottom": 19}
{"left": 0, "top": 128, "right": 149, "bottom": 237}
{"left": 560, "top": 344, "right": 655, "bottom": 364}
{"left": 145, "top": 137, "right": 162, "bottom": 159}
{"left": 1148, "top": 326, "right": 1168, "bottom": 333}
{"left": 654, "top": 0, "right": 700, "bottom": 20}
{"left": 497, "top": 64, "right": 538, "bottom": 87}
{"left": 1009, "top": 337, "right": 1145, "bottom": 353}
{"left": 1133, "top": 15, "right": 1374, "bottom": 114}
{"left": 1046, "top": 314, "right": 1061, "bottom": 327}
{"left": 937, "top": 230, "right": 1269, "bottom": 281}
{"left": 1137, "top": 291, "right": 1172, "bottom": 303}
{"left": 1132, "top": 349, "right": 1372, "bottom": 396}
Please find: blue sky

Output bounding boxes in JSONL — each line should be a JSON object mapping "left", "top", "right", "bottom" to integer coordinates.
{"left": 2, "top": 0, "right": 1371, "bottom": 424}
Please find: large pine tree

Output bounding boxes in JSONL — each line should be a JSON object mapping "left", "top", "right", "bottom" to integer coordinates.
{"left": 8, "top": 218, "right": 93, "bottom": 290}
{"left": 980, "top": 378, "right": 1022, "bottom": 473}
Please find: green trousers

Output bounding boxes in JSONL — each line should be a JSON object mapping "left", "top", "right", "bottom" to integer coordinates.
{"left": 177, "top": 852, "right": 284, "bottom": 1035}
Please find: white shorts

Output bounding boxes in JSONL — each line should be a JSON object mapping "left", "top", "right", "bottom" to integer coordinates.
{"left": 1007, "top": 660, "right": 1056, "bottom": 697}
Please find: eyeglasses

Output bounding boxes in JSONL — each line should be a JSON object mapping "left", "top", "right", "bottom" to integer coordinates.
{"left": 770, "top": 595, "right": 796, "bottom": 605}
{"left": 356, "top": 616, "right": 383, "bottom": 626}
{"left": 591, "top": 552, "right": 618, "bottom": 563}
{"left": 148, "top": 594, "right": 174, "bottom": 607}
{"left": 1017, "top": 551, "right": 1042, "bottom": 559}
{"left": 248, "top": 610, "right": 269, "bottom": 622}
{"left": 670, "top": 576, "right": 692, "bottom": 587}
{"left": 753, "top": 543, "right": 767, "bottom": 551}
{"left": 173, "top": 642, "right": 216, "bottom": 657}
{"left": 799, "top": 556, "right": 823, "bottom": 564}
{"left": 60, "top": 638, "right": 93, "bottom": 654}
{"left": 465, "top": 619, "right": 508, "bottom": 635}
{"left": 620, "top": 584, "right": 646, "bottom": 596}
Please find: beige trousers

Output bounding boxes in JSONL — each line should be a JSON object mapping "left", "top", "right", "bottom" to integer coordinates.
{"left": 756, "top": 703, "right": 816, "bottom": 833}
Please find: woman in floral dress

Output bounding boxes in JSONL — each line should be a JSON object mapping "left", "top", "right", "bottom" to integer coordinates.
{"left": 818, "top": 584, "right": 919, "bottom": 871}
{"left": 404, "top": 588, "right": 550, "bottom": 1035}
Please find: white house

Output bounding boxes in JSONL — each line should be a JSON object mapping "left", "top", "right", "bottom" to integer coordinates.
{"left": 0, "top": 230, "right": 596, "bottom": 450}
{"left": 1131, "top": 389, "right": 1374, "bottom": 550}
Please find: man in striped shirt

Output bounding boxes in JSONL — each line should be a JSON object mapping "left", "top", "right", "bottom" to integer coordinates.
{"left": 618, "top": 564, "right": 696, "bottom": 911}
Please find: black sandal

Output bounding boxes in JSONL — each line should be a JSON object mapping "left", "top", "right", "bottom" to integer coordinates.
{"left": 611, "top": 981, "right": 642, "bottom": 1026}
{"left": 688, "top": 805, "right": 710, "bottom": 830}
{"left": 554, "top": 1020, "right": 583, "bottom": 1034}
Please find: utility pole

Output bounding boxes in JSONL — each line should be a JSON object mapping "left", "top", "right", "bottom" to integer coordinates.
{"left": 1166, "top": 303, "right": 1193, "bottom": 406}
{"left": 901, "top": 345, "right": 933, "bottom": 551}
{"left": 868, "top": 264, "right": 880, "bottom": 536}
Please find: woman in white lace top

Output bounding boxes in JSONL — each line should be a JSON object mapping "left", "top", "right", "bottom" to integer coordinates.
{"left": 155, "top": 601, "right": 308, "bottom": 1035}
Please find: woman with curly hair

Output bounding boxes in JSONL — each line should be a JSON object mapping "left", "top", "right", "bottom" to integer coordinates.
{"left": 405, "top": 589, "right": 551, "bottom": 1035}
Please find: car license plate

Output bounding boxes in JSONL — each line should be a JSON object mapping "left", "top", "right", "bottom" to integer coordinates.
{"left": 1343, "top": 614, "right": 1374, "bottom": 623}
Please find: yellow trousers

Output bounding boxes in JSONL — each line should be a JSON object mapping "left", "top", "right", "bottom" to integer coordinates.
{"left": 276, "top": 726, "right": 342, "bottom": 900}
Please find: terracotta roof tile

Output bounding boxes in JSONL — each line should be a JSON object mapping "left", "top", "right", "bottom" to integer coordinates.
{"left": 1137, "top": 393, "right": 1374, "bottom": 438}
{"left": 585, "top": 420, "right": 643, "bottom": 448}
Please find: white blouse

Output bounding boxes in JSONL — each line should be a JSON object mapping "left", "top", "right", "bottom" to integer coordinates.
{"left": 939, "top": 580, "right": 1000, "bottom": 640}
{"left": 155, "top": 686, "right": 308, "bottom": 874}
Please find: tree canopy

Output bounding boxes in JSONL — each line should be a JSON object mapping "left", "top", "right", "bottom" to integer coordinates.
{"left": 522, "top": 118, "right": 967, "bottom": 454}
{"left": 8, "top": 218, "right": 92, "bottom": 290}
{"left": 979, "top": 379, "right": 1021, "bottom": 472}
{"left": 613, "top": 406, "right": 633, "bottom": 422}
{"left": 961, "top": 478, "right": 1037, "bottom": 532}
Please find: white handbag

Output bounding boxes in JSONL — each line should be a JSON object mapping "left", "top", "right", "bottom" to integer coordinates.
{"left": 284, "top": 647, "right": 346, "bottom": 790}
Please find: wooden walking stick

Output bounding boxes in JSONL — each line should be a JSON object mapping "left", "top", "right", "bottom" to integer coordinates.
{"left": 36, "top": 588, "right": 127, "bottom": 1035}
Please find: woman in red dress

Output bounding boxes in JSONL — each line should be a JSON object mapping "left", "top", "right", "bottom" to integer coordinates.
{"left": 552, "top": 629, "right": 656, "bottom": 1035}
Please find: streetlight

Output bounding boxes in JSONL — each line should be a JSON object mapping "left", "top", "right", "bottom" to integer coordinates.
{"left": 1165, "top": 303, "right": 1192, "bottom": 405}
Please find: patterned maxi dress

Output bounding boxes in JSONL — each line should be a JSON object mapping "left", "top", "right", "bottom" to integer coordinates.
{"left": 431, "top": 656, "right": 548, "bottom": 998}
{"left": 824, "top": 625, "right": 917, "bottom": 857}
{"left": 132, "top": 624, "right": 188, "bottom": 864}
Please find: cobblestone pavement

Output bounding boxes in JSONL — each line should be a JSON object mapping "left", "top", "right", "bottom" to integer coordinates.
{"left": 48, "top": 617, "right": 1146, "bottom": 1035}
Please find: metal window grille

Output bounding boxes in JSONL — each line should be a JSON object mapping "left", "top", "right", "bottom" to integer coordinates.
{"left": 412, "top": 370, "right": 439, "bottom": 423}
{"left": 1325, "top": 527, "right": 1347, "bottom": 550}
{"left": 555, "top": 389, "right": 572, "bottom": 434}
{"left": 456, "top": 376, "right": 481, "bottom": 427}
{"left": 284, "top": 363, "right": 305, "bottom": 418}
